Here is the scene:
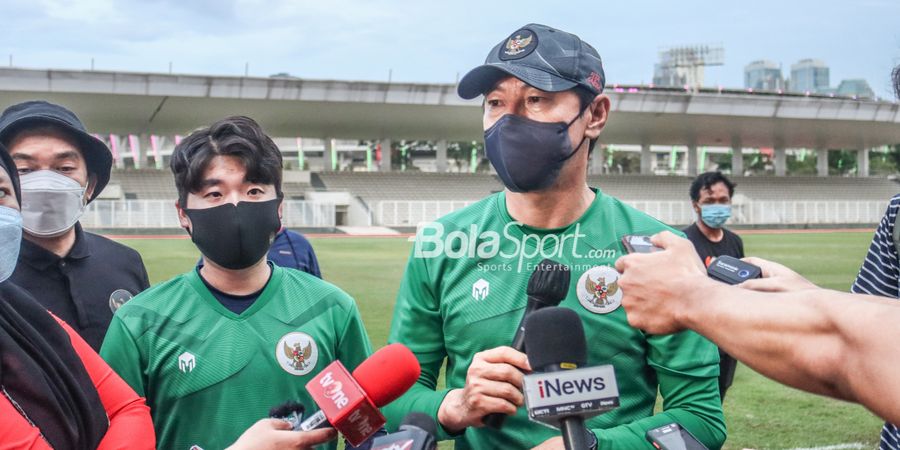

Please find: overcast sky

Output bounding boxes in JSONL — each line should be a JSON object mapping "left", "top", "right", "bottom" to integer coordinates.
{"left": 2, "top": 0, "right": 898, "bottom": 98}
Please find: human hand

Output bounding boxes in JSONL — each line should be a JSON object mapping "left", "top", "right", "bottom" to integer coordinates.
{"left": 616, "top": 231, "right": 711, "bottom": 334}
{"left": 437, "top": 346, "right": 531, "bottom": 432}
{"left": 226, "top": 418, "right": 336, "bottom": 450}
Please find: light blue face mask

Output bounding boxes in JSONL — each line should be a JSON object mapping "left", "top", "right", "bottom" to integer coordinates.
{"left": 0, "top": 205, "right": 22, "bottom": 283}
{"left": 700, "top": 204, "right": 731, "bottom": 229}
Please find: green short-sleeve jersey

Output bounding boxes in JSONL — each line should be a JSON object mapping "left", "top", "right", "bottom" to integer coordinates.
{"left": 386, "top": 189, "right": 726, "bottom": 450}
{"left": 100, "top": 265, "right": 373, "bottom": 450}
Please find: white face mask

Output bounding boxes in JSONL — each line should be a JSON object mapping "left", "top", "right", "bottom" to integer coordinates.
{"left": 19, "top": 170, "right": 87, "bottom": 238}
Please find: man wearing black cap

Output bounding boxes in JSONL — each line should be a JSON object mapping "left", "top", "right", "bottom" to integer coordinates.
{"left": 0, "top": 101, "right": 149, "bottom": 351}
{"left": 386, "top": 24, "right": 725, "bottom": 449}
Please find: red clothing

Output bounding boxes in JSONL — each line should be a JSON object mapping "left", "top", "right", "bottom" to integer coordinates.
{"left": 0, "top": 316, "right": 155, "bottom": 449}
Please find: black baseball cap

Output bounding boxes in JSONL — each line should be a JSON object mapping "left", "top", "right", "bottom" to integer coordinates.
{"left": 458, "top": 23, "right": 606, "bottom": 100}
{"left": 0, "top": 100, "right": 112, "bottom": 202}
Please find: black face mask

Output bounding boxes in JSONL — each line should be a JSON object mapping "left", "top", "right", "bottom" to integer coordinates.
{"left": 184, "top": 198, "right": 282, "bottom": 270}
{"left": 484, "top": 111, "right": 587, "bottom": 193}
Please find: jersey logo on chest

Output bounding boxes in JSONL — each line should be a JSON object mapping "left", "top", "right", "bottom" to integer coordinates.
{"left": 577, "top": 266, "right": 623, "bottom": 314}
{"left": 178, "top": 352, "right": 196, "bottom": 373}
{"left": 108, "top": 288, "right": 134, "bottom": 313}
{"left": 276, "top": 332, "right": 319, "bottom": 376}
{"left": 472, "top": 278, "right": 490, "bottom": 301}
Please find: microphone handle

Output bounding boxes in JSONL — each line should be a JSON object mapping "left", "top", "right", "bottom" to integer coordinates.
{"left": 482, "top": 412, "right": 506, "bottom": 428}
{"left": 483, "top": 300, "right": 538, "bottom": 428}
{"left": 298, "top": 410, "right": 332, "bottom": 431}
{"left": 561, "top": 416, "right": 589, "bottom": 450}
{"left": 510, "top": 324, "right": 527, "bottom": 352}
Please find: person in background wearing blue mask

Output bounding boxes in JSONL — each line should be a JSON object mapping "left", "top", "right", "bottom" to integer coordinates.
{"left": 683, "top": 170, "right": 744, "bottom": 402}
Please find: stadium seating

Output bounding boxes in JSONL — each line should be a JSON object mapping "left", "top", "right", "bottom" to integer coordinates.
{"left": 109, "top": 169, "right": 312, "bottom": 200}
{"left": 108, "top": 169, "right": 900, "bottom": 206}
{"left": 109, "top": 169, "right": 177, "bottom": 200}
{"left": 587, "top": 174, "right": 900, "bottom": 202}
{"left": 314, "top": 171, "right": 899, "bottom": 203}
{"left": 314, "top": 172, "right": 504, "bottom": 203}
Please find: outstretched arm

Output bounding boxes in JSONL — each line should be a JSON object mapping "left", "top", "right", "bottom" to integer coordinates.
{"left": 616, "top": 231, "right": 900, "bottom": 425}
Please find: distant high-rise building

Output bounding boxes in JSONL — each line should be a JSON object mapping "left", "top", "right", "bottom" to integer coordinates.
{"left": 790, "top": 59, "right": 830, "bottom": 93}
{"left": 744, "top": 60, "right": 784, "bottom": 91}
{"left": 653, "top": 63, "right": 688, "bottom": 88}
{"left": 836, "top": 79, "right": 875, "bottom": 99}
{"left": 652, "top": 44, "right": 724, "bottom": 88}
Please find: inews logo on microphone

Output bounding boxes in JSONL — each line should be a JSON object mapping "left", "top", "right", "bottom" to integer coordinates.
{"left": 536, "top": 375, "right": 607, "bottom": 399}
{"left": 523, "top": 365, "right": 620, "bottom": 425}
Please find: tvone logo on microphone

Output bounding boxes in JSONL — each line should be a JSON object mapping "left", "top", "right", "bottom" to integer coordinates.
{"left": 320, "top": 371, "right": 349, "bottom": 409}
{"left": 537, "top": 376, "right": 606, "bottom": 399}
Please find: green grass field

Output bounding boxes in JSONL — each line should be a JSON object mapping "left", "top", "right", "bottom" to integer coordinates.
{"left": 119, "top": 231, "right": 884, "bottom": 449}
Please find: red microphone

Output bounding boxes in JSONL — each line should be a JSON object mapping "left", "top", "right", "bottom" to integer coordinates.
{"left": 299, "top": 343, "right": 421, "bottom": 447}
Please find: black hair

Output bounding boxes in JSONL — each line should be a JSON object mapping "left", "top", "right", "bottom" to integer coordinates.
{"left": 170, "top": 116, "right": 283, "bottom": 207}
{"left": 893, "top": 65, "right": 900, "bottom": 100}
{"left": 689, "top": 171, "right": 736, "bottom": 202}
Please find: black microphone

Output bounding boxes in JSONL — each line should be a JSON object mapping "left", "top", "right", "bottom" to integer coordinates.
{"left": 484, "top": 258, "right": 571, "bottom": 428}
{"left": 269, "top": 401, "right": 306, "bottom": 431}
{"left": 524, "top": 307, "right": 592, "bottom": 450}
{"left": 370, "top": 412, "right": 437, "bottom": 450}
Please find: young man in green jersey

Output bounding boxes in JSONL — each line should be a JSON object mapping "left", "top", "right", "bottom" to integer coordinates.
{"left": 385, "top": 24, "right": 726, "bottom": 449}
{"left": 100, "top": 116, "right": 375, "bottom": 450}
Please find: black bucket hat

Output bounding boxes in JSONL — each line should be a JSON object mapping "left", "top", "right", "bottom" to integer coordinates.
{"left": 0, "top": 101, "right": 112, "bottom": 202}
{"left": 458, "top": 23, "right": 606, "bottom": 100}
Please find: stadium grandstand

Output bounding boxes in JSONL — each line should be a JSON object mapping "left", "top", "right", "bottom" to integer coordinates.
{"left": 1, "top": 67, "right": 898, "bottom": 231}
{"left": 88, "top": 168, "right": 900, "bottom": 230}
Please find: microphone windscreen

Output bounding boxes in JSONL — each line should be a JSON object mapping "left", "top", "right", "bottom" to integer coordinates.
{"left": 524, "top": 307, "right": 587, "bottom": 371}
{"left": 400, "top": 412, "right": 437, "bottom": 436}
{"left": 352, "top": 343, "right": 421, "bottom": 407}
{"left": 526, "top": 259, "right": 571, "bottom": 307}
{"left": 268, "top": 401, "right": 305, "bottom": 419}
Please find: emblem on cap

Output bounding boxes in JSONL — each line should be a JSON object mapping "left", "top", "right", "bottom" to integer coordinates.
{"left": 276, "top": 332, "right": 319, "bottom": 376}
{"left": 500, "top": 29, "right": 537, "bottom": 60}
{"left": 576, "top": 266, "right": 622, "bottom": 314}
{"left": 505, "top": 34, "right": 533, "bottom": 56}
{"left": 587, "top": 72, "right": 603, "bottom": 91}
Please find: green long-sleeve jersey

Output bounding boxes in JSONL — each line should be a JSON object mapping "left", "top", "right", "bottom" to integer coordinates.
{"left": 100, "top": 265, "right": 373, "bottom": 450}
{"left": 385, "top": 189, "right": 726, "bottom": 450}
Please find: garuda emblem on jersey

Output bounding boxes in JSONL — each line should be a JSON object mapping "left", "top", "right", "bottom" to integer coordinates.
{"left": 576, "top": 266, "right": 623, "bottom": 314}
{"left": 276, "top": 332, "right": 319, "bottom": 376}
{"left": 284, "top": 341, "right": 313, "bottom": 372}
{"left": 585, "top": 276, "right": 619, "bottom": 307}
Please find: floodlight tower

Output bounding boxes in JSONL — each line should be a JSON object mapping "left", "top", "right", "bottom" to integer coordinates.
{"left": 653, "top": 44, "right": 724, "bottom": 90}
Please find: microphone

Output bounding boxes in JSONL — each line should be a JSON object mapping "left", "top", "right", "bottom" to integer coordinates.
{"left": 299, "top": 343, "right": 421, "bottom": 447}
{"left": 484, "top": 258, "right": 571, "bottom": 428}
{"left": 522, "top": 307, "right": 620, "bottom": 450}
{"left": 370, "top": 412, "right": 437, "bottom": 450}
{"left": 269, "top": 401, "right": 305, "bottom": 431}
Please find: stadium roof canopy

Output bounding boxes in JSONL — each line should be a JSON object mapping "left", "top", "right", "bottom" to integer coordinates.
{"left": 0, "top": 67, "right": 898, "bottom": 149}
